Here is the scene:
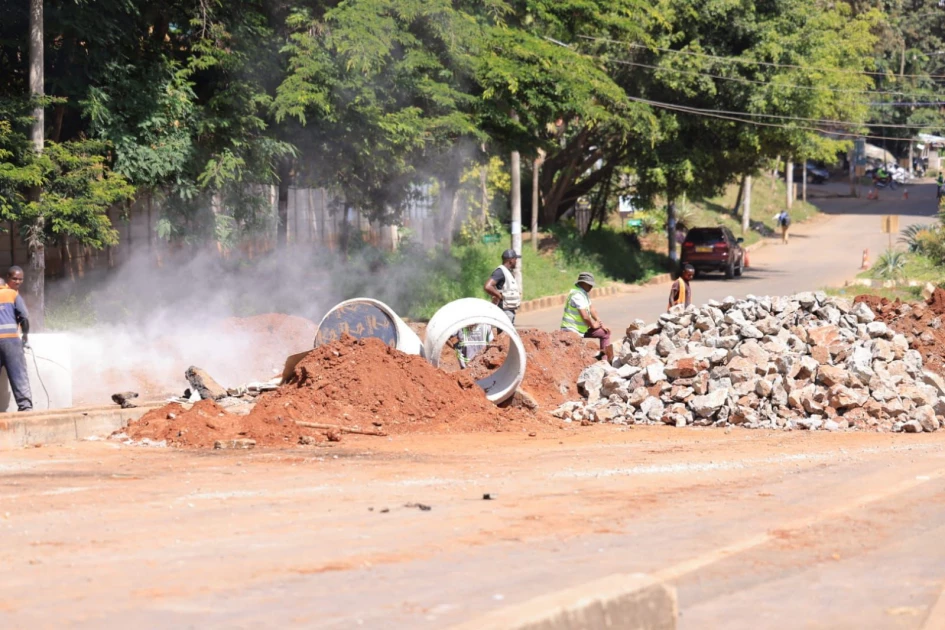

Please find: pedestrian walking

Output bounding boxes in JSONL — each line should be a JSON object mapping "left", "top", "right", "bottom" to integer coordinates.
{"left": 484, "top": 249, "right": 522, "bottom": 324}
{"left": 560, "top": 272, "right": 614, "bottom": 364}
{"left": 668, "top": 264, "right": 694, "bottom": 311}
{"left": 775, "top": 210, "right": 791, "bottom": 244}
{"left": 0, "top": 266, "right": 31, "bottom": 411}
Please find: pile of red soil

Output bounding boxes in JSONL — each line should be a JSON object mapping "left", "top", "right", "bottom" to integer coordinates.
{"left": 118, "top": 399, "right": 311, "bottom": 448}
{"left": 855, "top": 289, "right": 945, "bottom": 377}
{"left": 453, "top": 330, "right": 599, "bottom": 408}
{"left": 246, "top": 335, "right": 544, "bottom": 435}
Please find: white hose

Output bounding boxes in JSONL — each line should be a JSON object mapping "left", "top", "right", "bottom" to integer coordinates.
{"left": 27, "top": 345, "right": 50, "bottom": 410}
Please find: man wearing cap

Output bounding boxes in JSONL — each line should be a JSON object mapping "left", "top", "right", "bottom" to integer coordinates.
{"left": 560, "top": 272, "right": 614, "bottom": 364}
{"left": 484, "top": 249, "right": 522, "bottom": 323}
{"left": 0, "top": 266, "right": 31, "bottom": 411}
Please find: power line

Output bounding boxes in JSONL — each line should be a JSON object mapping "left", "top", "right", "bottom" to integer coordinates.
{"left": 580, "top": 35, "right": 945, "bottom": 81}
{"left": 627, "top": 95, "right": 919, "bottom": 142}
{"left": 644, "top": 102, "right": 937, "bottom": 130}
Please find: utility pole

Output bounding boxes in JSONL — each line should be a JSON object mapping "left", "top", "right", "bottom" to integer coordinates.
{"left": 27, "top": 0, "right": 45, "bottom": 328}
{"left": 849, "top": 146, "right": 857, "bottom": 198}
{"left": 667, "top": 199, "right": 677, "bottom": 272}
{"left": 801, "top": 160, "right": 808, "bottom": 203}
{"left": 531, "top": 149, "right": 544, "bottom": 251}
{"left": 510, "top": 148, "right": 522, "bottom": 289}
{"left": 741, "top": 175, "right": 752, "bottom": 235}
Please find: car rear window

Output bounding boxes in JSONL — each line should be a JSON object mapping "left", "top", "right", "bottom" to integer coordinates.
{"left": 686, "top": 229, "right": 724, "bottom": 245}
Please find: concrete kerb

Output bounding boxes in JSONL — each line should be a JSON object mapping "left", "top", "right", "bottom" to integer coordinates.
{"left": 449, "top": 573, "right": 677, "bottom": 630}
{"left": 0, "top": 402, "right": 164, "bottom": 449}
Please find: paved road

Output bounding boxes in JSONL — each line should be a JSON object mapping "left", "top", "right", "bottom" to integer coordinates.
{"left": 520, "top": 181, "right": 939, "bottom": 331}
{"left": 3, "top": 432, "right": 944, "bottom": 628}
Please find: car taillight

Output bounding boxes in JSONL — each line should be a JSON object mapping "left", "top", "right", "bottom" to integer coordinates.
{"left": 713, "top": 242, "right": 728, "bottom": 249}
{"left": 683, "top": 241, "right": 693, "bottom": 248}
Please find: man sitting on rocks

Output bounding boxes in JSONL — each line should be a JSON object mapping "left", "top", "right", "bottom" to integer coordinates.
{"left": 560, "top": 272, "right": 614, "bottom": 364}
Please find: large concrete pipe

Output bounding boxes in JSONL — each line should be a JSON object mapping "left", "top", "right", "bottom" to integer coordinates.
{"left": 314, "top": 298, "right": 423, "bottom": 355}
{"left": 0, "top": 333, "right": 72, "bottom": 412}
{"left": 425, "top": 298, "right": 526, "bottom": 404}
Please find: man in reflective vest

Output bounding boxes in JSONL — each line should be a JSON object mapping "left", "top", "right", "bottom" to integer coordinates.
{"left": 0, "top": 266, "right": 31, "bottom": 411}
{"left": 452, "top": 324, "right": 494, "bottom": 369}
{"left": 560, "top": 272, "right": 613, "bottom": 364}
{"left": 484, "top": 249, "right": 522, "bottom": 324}
{"left": 667, "top": 264, "right": 694, "bottom": 311}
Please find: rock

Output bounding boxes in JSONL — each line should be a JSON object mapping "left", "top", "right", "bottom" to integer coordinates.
{"left": 912, "top": 405, "right": 940, "bottom": 432}
{"left": 593, "top": 405, "right": 624, "bottom": 424}
{"left": 891, "top": 335, "right": 910, "bottom": 359}
{"left": 817, "top": 365, "right": 850, "bottom": 388}
{"left": 824, "top": 419, "right": 840, "bottom": 432}
{"left": 664, "top": 355, "right": 699, "bottom": 379}
{"left": 795, "top": 292, "right": 817, "bottom": 308}
{"left": 727, "top": 356, "right": 757, "bottom": 384}
{"left": 754, "top": 377, "right": 773, "bottom": 398}
{"left": 829, "top": 385, "right": 868, "bottom": 409}
{"left": 846, "top": 346, "right": 875, "bottom": 384}
{"left": 866, "top": 321, "right": 890, "bottom": 338}
{"left": 901, "top": 420, "right": 923, "bottom": 434}
{"left": 656, "top": 335, "right": 676, "bottom": 357}
{"left": 214, "top": 439, "right": 256, "bottom": 450}
{"left": 111, "top": 391, "right": 139, "bottom": 409}
{"left": 628, "top": 387, "right": 650, "bottom": 407}
{"left": 740, "top": 324, "right": 764, "bottom": 339}
{"left": 640, "top": 397, "right": 665, "bottom": 421}
{"left": 645, "top": 363, "right": 666, "bottom": 386}
{"left": 737, "top": 340, "right": 770, "bottom": 366}
{"left": 851, "top": 301, "right": 876, "bottom": 323}
{"left": 186, "top": 366, "right": 229, "bottom": 400}
{"left": 671, "top": 386, "right": 694, "bottom": 402}
{"left": 923, "top": 371, "right": 945, "bottom": 397}
{"left": 690, "top": 389, "right": 728, "bottom": 418}
{"left": 795, "top": 356, "right": 820, "bottom": 380}
{"left": 808, "top": 325, "right": 840, "bottom": 347}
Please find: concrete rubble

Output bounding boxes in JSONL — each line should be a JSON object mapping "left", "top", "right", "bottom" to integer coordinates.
{"left": 554, "top": 292, "right": 945, "bottom": 433}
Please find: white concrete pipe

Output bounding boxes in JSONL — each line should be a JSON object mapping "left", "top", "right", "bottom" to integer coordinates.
{"left": 314, "top": 298, "right": 423, "bottom": 355}
{"left": 425, "top": 298, "right": 526, "bottom": 404}
{"left": 0, "top": 333, "right": 72, "bottom": 412}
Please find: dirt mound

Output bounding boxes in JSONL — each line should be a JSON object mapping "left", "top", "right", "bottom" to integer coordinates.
{"left": 118, "top": 399, "right": 311, "bottom": 448}
{"left": 855, "top": 289, "right": 945, "bottom": 377}
{"left": 246, "top": 336, "right": 538, "bottom": 434}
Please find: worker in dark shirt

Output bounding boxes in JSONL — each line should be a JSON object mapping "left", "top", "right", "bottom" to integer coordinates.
{"left": 667, "top": 264, "right": 694, "bottom": 310}
{"left": 483, "top": 249, "right": 522, "bottom": 323}
{"left": 0, "top": 266, "right": 30, "bottom": 411}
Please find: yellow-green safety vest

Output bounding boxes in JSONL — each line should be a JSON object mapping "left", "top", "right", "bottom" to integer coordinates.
{"left": 560, "top": 288, "right": 590, "bottom": 334}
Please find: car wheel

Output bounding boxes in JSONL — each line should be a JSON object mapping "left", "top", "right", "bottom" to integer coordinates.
{"left": 725, "top": 260, "right": 735, "bottom": 279}
{"left": 734, "top": 254, "right": 743, "bottom": 277}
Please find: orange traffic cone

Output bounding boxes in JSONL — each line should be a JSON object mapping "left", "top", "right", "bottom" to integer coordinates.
{"left": 861, "top": 248, "right": 870, "bottom": 270}
{"left": 903, "top": 189, "right": 909, "bottom": 200}
{"left": 744, "top": 249, "right": 751, "bottom": 268}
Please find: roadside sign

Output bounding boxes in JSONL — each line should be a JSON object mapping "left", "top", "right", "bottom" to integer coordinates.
{"left": 481, "top": 234, "right": 501, "bottom": 244}
{"left": 881, "top": 215, "right": 899, "bottom": 234}
{"left": 626, "top": 219, "right": 643, "bottom": 228}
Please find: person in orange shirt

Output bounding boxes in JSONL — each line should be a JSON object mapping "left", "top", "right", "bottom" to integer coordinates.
{"left": 667, "top": 264, "right": 694, "bottom": 311}
{"left": 0, "top": 266, "right": 31, "bottom": 411}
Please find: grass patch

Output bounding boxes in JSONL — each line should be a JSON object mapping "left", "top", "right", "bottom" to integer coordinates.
{"left": 398, "top": 227, "right": 670, "bottom": 319}
{"left": 825, "top": 284, "right": 923, "bottom": 302}
{"left": 859, "top": 252, "right": 945, "bottom": 283}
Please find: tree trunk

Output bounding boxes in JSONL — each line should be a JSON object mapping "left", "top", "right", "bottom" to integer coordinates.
{"left": 531, "top": 150, "right": 544, "bottom": 250}
{"left": 277, "top": 165, "right": 290, "bottom": 246}
{"left": 27, "top": 0, "right": 45, "bottom": 330}
{"left": 510, "top": 148, "right": 523, "bottom": 290}
{"left": 802, "top": 161, "right": 808, "bottom": 203}
{"left": 437, "top": 180, "right": 459, "bottom": 250}
{"left": 742, "top": 175, "right": 752, "bottom": 235}
{"left": 849, "top": 146, "right": 857, "bottom": 197}
{"left": 667, "top": 199, "right": 677, "bottom": 272}
{"left": 733, "top": 175, "right": 746, "bottom": 216}
{"left": 785, "top": 157, "right": 794, "bottom": 209}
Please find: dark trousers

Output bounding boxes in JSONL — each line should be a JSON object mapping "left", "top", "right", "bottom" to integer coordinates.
{"left": 0, "top": 337, "right": 32, "bottom": 411}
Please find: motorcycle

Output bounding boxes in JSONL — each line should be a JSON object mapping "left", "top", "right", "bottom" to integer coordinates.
{"left": 873, "top": 173, "right": 897, "bottom": 190}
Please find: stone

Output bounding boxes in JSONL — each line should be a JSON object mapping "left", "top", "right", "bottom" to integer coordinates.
{"left": 185, "top": 366, "right": 229, "bottom": 400}
{"left": 808, "top": 325, "right": 840, "bottom": 347}
{"left": 810, "top": 346, "right": 830, "bottom": 365}
{"left": 851, "top": 301, "right": 876, "bottom": 323}
{"left": 891, "top": 334, "right": 910, "bottom": 360}
{"left": 214, "top": 439, "right": 256, "bottom": 450}
{"left": 656, "top": 335, "right": 676, "bottom": 357}
{"left": 771, "top": 382, "right": 789, "bottom": 407}
{"left": 795, "top": 356, "right": 820, "bottom": 380}
{"left": 578, "top": 363, "right": 610, "bottom": 395}
{"left": 640, "top": 397, "right": 665, "bottom": 421}
{"left": 846, "top": 346, "right": 875, "bottom": 384}
{"left": 671, "top": 386, "right": 694, "bottom": 402}
{"left": 693, "top": 372, "right": 709, "bottom": 396}
{"left": 795, "top": 292, "right": 817, "bottom": 308}
{"left": 817, "top": 365, "right": 850, "bottom": 388}
{"left": 914, "top": 405, "right": 940, "bottom": 432}
{"left": 739, "top": 324, "right": 764, "bottom": 339}
{"left": 664, "top": 355, "right": 699, "bottom": 379}
{"left": 690, "top": 389, "right": 728, "bottom": 418}
{"left": 708, "top": 377, "right": 733, "bottom": 394}
{"left": 866, "top": 321, "right": 890, "bottom": 338}
{"left": 615, "top": 363, "right": 641, "bottom": 379}
{"left": 923, "top": 371, "right": 945, "bottom": 397}
{"left": 901, "top": 420, "right": 923, "bottom": 433}
{"left": 869, "top": 339, "right": 895, "bottom": 363}
{"left": 828, "top": 385, "right": 868, "bottom": 409}
{"left": 737, "top": 340, "right": 770, "bottom": 366}
{"left": 754, "top": 378, "right": 773, "bottom": 398}
{"left": 824, "top": 419, "right": 840, "bottom": 432}
{"left": 727, "top": 356, "right": 757, "bottom": 384}
{"left": 628, "top": 387, "right": 650, "bottom": 407}
{"left": 645, "top": 363, "right": 666, "bottom": 386}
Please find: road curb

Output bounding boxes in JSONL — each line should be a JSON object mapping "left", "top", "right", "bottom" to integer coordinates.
{"left": 0, "top": 403, "right": 164, "bottom": 449}
{"left": 921, "top": 581, "right": 945, "bottom": 629}
{"left": 449, "top": 573, "right": 677, "bottom": 630}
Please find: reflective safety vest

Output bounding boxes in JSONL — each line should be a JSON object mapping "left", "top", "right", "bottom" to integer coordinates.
{"left": 0, "top": 288, "right": 21, "bottom": 339}
{"left": 560, "top": 288, "right": 590, "bottom": 334}
{"left": 455, "top": 325, "right": 492, "bottom": 368}
{"left": 672, "top": 279, "right": 688, "bottom": 307}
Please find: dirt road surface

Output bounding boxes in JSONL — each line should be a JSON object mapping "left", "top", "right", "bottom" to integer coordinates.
{"left": 3, "top": 429, "right": 945, "bottom": 628}
{"left": 520, "top": 181, "right": 939, "bottom": 330}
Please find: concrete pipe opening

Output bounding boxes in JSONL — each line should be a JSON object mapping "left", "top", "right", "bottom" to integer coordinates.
{"left": 425, "top": 298, "right": 526, "bottom": 404}
{"left": 314, "top": 298, "right": 423, "bottom": 356}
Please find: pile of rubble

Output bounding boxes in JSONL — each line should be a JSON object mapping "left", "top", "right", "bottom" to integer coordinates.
{"left": 555, "top": 292, "right": 945, "bottom": 433}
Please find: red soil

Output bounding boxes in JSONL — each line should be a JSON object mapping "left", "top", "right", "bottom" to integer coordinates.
{"left": 855, "top": 288, "right": 945, "bottom": 377}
